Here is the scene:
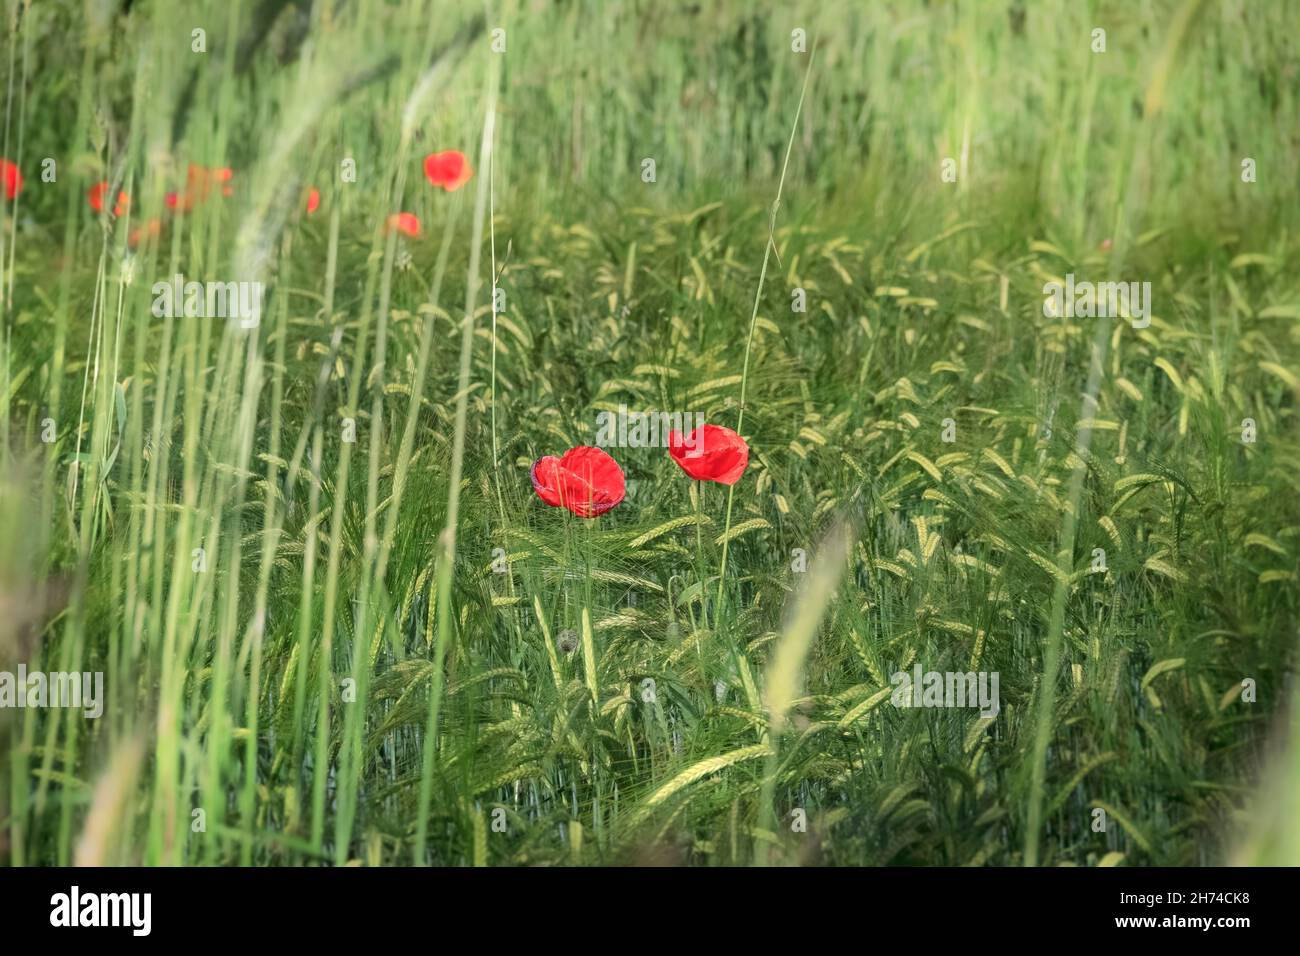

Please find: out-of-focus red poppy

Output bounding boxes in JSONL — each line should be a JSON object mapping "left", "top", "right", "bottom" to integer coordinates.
{"left": 530, "top": 446, "right": 626, "bottom": 518}
{"left": 166, "top": 164, "right": 232, "bottom": 212}
{"left": 128, "top": 218, "right": 162, "bottom": 248}
{"left": 305, "top": 187, "right": 320, "bottom": 214}
{"left": 385, "top": 212, "right": 420, "bottom": 238}
{"left": 214, "top": 167, "right": 234, "bottom": 196}
{"left": 667, "top": 424, "right": 749, "bottom": 485}
{"left": 423, "top": 150, "right": 472, "bottom": 192}
{"left": 88, "top": 182, "right": 130, "bottom": 216}
{"left": 1, "top": 158, "right": 22, "bottom": 200}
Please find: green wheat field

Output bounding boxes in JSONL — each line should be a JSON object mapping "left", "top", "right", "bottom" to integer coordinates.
{"left": 2, "top": 0, "right": 1299, "bottom": 867}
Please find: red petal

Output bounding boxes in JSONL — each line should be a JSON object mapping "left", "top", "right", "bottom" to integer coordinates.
{"left": 530, "top": 456, "right": 564, "bottom": 507}
{"left": 185, "top": 164, "right": 213, "bottom": 205}
{"left": 531, "top": 446, "right": 625, "bottom": 518}
{"left": 1, "top": 159, "right": 23, "bottom": 200}
{"left": 385, "top": 212, "right": 420, "bottom": 237}
{"left": 423, "top": 151, "right": 473, "bottom": 192}
{"left": 88, "top": 181, "right": 108, "bottom": 213}
{"left": 128, "top": 218, "right": 162, "bottom": 248}
{"left": 306, "top": 187, "right": 320, "bottom": 214}
{"left": 90, "top": 183, "right": 129, "bottom": 216}
{"left": 668, "top": 424, "right": 749, "bottom": 485}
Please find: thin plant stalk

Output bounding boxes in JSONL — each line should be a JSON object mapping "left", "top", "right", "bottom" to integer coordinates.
{"left": 713, "top": 46, "right": 816, "bottom": 632}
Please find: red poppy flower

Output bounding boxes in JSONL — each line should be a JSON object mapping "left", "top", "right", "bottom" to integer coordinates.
{"left": 423, "top": 150, "right": 472, "bottom": 192}
{"left": 88, "top": 181, "right": 130, "bottom": 216}
{"left": 1, "top": 158, "right": 21, "bottom": 200}
{"left": 385, "top": 212, "right": 420, "bottom": 238}
{"left": 165, "top": 164, "right": 231, "bottom": 212}
{"left": 176, "top": 164, "right": 213, "bottom": 210}
{"left": 667, "top": 424, "right": 749, "bottom": 485}
{"left": 305, "top": 187, "right": 320, "bottom": 214}
{"left": 530, "top": 446, "right": 626, "bottom": 518}
{"left": 128, "top": 218, "right": 162, "bottom": 248}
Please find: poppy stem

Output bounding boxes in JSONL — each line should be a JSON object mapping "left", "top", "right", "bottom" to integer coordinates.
{"left": 693, "top": 478, "right": 705, "bottom": 577}
{"left": 489, "top": 132, "right": 499, "bottom": 473}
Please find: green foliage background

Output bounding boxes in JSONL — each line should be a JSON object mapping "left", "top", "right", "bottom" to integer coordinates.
{"left": 1, "top": 0, "right": 1298, "bottom": 866}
